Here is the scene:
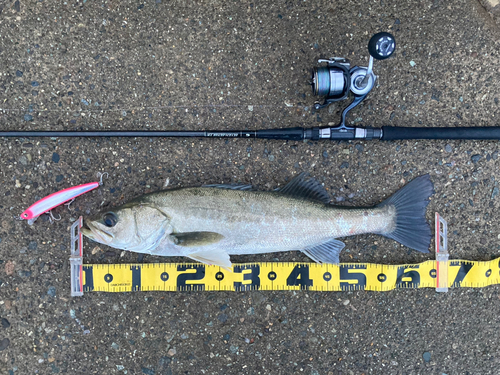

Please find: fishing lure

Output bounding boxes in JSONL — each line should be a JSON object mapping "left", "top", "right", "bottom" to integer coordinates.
{"left": 20, "top": 173, "right": 107, "bottom": 225}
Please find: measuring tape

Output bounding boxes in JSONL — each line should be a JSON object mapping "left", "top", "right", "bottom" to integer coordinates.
{"left": 69, "top": 215, "right": 500, "bottom": 296}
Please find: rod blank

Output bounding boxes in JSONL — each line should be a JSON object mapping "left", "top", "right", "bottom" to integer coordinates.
{"left": 0, "top": 131, "right": 208, "bottom": 138}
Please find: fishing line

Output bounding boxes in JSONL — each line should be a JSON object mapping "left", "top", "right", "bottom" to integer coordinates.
{"left": 0, "top": 103, "right": 296, "bottom": 114}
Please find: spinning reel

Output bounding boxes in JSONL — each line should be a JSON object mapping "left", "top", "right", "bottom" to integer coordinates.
{"left": 311, "top": 32, "right": 396, "bottom": 129}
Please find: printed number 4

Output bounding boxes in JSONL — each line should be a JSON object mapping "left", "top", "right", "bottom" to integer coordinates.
{"left": 286, "top": 265, "right": 313, "bottom": 289}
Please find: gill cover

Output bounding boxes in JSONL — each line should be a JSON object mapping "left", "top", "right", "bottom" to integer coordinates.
{"left": 84, "top": 203, "right": 170, "bottom": 253}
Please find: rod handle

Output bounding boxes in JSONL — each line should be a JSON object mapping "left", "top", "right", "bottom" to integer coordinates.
{"left": 381, "top": 126, "right": 500, "bottom": 140}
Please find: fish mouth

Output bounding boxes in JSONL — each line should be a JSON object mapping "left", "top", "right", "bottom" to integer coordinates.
{"left": 81, "top": 221, "right": 114, "bottom": 244}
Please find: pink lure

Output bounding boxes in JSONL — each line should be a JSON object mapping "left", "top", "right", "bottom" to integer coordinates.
{"left": 21, "top": 182, "right": 99, "bottom": 225}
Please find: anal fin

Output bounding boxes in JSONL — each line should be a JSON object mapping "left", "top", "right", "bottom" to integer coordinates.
{"left": 302, "top": 239, "right": 345, "bottom": 264}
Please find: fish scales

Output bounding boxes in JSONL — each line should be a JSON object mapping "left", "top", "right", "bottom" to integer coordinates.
{"left": 144, "top": 187, "right": 395, "bottom": 256}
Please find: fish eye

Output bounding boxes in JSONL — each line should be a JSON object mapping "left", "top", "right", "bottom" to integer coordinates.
{"left": 103, "top": 212, "right": 118, "bottom": 227}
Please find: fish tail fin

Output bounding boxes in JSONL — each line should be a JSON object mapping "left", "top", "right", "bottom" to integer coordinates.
{"left": 377, "top": 174, "right": 434, "bottom": 253}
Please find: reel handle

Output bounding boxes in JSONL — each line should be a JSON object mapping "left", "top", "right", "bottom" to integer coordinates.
{"left": 368, "top": 32, "right": 396, "bottom": 60}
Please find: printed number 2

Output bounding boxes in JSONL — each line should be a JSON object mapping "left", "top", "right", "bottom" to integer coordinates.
{"left": 176, "top": 265, "right": 206, "bottom": 291}
{"left": 286, "top": 265, "right": 313, "bottom": 289}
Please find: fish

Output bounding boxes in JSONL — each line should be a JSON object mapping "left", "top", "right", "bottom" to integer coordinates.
{"left": 81, "top": 173, "right": 434, "bottom": 268}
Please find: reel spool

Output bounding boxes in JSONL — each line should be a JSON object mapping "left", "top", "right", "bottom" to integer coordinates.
{"left": 311, "top": 58, "right": 351, "bottom": 104}
{"left": 311, "top": 32, "right": 396, "bottom": 111}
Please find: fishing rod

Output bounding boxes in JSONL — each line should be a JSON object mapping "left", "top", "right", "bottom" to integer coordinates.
{"left": 3, "top": 33, "right": 500, "bottom": 141}
{"left": 3, "top": 126, "right": 500, "bottom": 141}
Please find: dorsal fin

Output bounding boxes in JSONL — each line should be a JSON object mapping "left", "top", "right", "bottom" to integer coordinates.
{"left": 203, "top": 183, "right": 254, "bottom": 191}
{"left": 278, "top": 172, "right": 331, "bottom": 204}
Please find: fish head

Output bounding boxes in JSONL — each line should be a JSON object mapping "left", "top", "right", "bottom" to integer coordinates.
{"left": 81, "top": 202, "right": 171, "bottom": 252}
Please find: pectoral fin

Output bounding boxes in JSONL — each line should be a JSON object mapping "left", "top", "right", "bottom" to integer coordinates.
{"left": 171, "top": 232, "right": 224, "bottom": 247}
{"left": 302, "top": 239, "right": 345, "bottom": 264}
{"left": 188, "top": 250, "right": 232, "bottom": 270}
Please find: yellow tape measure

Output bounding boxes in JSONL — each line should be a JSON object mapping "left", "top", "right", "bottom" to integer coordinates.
{"left": 78, "top": 259, "right": 500, "bottom": 293}
{"left": 68, "top": 215, "right": 500, "bottom": 296}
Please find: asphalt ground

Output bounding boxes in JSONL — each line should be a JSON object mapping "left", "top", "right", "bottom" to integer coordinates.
{"left": 1, "top": 0, "right": 500, "bottom": 374}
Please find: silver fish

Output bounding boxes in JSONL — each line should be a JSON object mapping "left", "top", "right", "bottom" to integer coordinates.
{"left": 81, "top": 173, "right": 434, "bottom": 268}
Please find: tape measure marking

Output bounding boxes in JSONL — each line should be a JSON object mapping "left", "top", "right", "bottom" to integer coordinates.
{"left": 78, "top": 259, "right": 500, "bottom": 293}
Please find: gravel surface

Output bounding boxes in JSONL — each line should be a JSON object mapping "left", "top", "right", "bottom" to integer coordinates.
{"left": 1, "top": 0, "right": 500, "bottom": 374}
